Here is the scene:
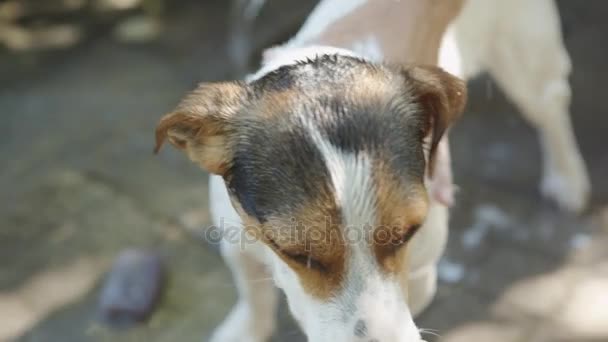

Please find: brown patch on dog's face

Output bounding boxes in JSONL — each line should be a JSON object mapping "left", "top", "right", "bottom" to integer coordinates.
{"left": 261, "top": 200, "right": 347, "bottom": 299}
{"left": 224, "top": 151, "right": 347, "bottom": 299}
{"left": 155, "top": 55, "right": 466, "bottom": 300}
{"left": 371, "top": 158, "right": 429, "bottom": 273}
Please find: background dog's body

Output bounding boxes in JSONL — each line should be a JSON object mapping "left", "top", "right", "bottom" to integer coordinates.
{"left": 442, "top": 0, "right": 589, "bottom": 213}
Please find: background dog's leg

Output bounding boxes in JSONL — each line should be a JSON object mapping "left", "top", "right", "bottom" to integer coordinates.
{"left": 408, "top": 202, "right": 449, "bottom": 316}
{"left": 210, "top": 241, "right": 277, "bottom": 342}
{"left": 483, "top": 0, "right": 590, "bottom": 212}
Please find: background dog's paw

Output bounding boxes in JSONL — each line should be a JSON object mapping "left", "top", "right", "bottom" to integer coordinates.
{"left": 541, "top": 163, "right": 590, "bottom": 213}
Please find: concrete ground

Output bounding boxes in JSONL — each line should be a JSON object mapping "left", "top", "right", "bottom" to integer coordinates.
{"left": 1, "top": 0, "right": 607, "bottom": 341}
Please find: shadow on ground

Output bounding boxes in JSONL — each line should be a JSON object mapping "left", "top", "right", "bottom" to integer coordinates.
{"left": 1, "top": 1, "right": 607, "bottom": 341}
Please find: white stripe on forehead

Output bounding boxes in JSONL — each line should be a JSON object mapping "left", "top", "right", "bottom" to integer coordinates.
{"left": 246, "top": 45, "right": 364, "bottom": 82}
{"left": 304, "top": 122, "right": 416, "bottom": 333}
{"left": 304, "top": 122, "right": 377, "bottom": 230}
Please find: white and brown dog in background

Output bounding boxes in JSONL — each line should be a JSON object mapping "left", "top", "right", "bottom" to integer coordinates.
{"left": 155, "top": 0, "right": 590, "bottom": 341}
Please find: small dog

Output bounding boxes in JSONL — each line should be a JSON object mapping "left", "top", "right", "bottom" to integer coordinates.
{"left": 157, "top": 50, "right": 465, "bottom": 341}
{"left": 155, "top": 0, "right": 590, "bottom": 341}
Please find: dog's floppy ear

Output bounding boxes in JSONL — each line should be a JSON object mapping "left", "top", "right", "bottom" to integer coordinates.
{"left": 154, "top": 81, "right": 249, "bottom": 175}
{"left": 402, "top": 65, "right": 467, "bottom": 177}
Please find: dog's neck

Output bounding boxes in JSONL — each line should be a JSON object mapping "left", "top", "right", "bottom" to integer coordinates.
{"left": 287, "top": 0, "right": 465, "bottom": 65}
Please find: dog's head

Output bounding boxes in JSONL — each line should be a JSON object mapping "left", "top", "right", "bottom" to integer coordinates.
{"left": 156, "top": 54, "right": 465, "bottom": 341}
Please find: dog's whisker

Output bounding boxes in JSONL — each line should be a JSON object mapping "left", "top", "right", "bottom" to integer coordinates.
{"left": 249, "top": 276, "right": 274, "bottom": 283}
{"left": 211, "top": 276, "right": 272, "bottom": 288}
{"left": 213, "top": 282, "right": 239, "bottom": 289}
{"left": 419, "top": 328, "right": 443, "bottom": 339}
{"left": 277, "top": 328, "right": 303, "bottom": 338}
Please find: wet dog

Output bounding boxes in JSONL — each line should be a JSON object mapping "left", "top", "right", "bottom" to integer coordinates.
{"left": 155, "top": 0, "right": 589, "bottom": 340}
{"left": 156, "top": 51, "right": 465, "bottom": 341}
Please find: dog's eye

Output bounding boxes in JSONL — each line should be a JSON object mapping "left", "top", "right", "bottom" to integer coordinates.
{"left": 382, "top": 224, "right": 422, "bottom": 253}
{"left": 265, "top": 236, "right": 327, "bottom": 272}
{"left": 283, "top": 251, "right": 327, "bottom": 272}
{"left": 395, "top": 224, "right": 421, "bottom": 245}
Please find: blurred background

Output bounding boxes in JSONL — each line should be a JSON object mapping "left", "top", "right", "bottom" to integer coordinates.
{"left": 1, "top": 0, "right": 607, "bottom": 341}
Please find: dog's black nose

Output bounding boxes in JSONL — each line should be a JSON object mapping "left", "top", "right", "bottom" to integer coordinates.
{"left": 354, "top": 319, "right": 368, "bottom": 338}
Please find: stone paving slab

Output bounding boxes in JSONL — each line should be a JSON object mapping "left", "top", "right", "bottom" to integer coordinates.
{"left": 5, "top": 169, "right": 235, "bottom": 342}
